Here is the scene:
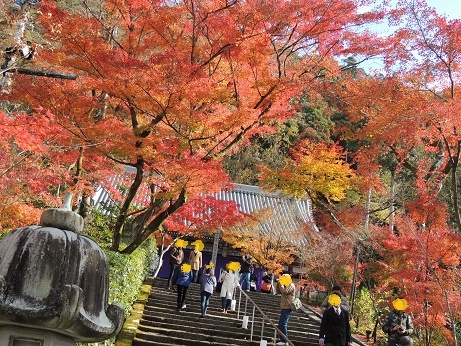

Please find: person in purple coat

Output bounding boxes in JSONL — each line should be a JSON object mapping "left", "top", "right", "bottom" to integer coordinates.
{"left": 172, "top": 263, "right": 193, "bottom": 312}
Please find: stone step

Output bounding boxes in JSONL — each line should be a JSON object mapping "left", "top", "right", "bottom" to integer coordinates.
{"left": 138, "top": 316, "right": 320, "bottom": 345}
{"left": 133, "top": 278, "right": 321, "bottom": 346}
{"left": 140, "top": 305, "right": 319, "bottom": 341}
{"left": 147, "top": 281, "right": 320, "bottom": 330}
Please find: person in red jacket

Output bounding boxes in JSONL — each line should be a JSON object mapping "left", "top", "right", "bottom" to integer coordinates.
{"left": 319, "top": 293, "right": 352, "bottom": 346}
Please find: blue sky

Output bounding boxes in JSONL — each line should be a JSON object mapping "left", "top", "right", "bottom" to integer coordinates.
{"left": 426, "top": 1, "right": 461, "bottom": 19}
{"left": 357, "top": 1, "right": 461, "bottom": 72}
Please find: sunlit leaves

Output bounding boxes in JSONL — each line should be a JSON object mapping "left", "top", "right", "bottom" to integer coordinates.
{"left": 260, "top": 139, "right": 356, "bottom": 202}
{"left": 378, "top": 196, "right": 461, "bottom": 342}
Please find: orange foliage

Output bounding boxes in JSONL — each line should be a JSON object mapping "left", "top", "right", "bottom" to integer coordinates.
{"left": 222, "top": 208, "right": 298, "bottom": 274}
{"left": 378, "top": 196, "right": 461, "bottom": 342}
{"left": 1, "top": 0, "right": 387, "bottom": 248}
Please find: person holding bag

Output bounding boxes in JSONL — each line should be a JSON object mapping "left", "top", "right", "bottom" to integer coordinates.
{"left": 219, "top": 261, "right": 240, "bottom": 313}
{"left": 275, "top": 272, "right": 296, "bottom": 346}
{"left": 261, "top": 271, "right": 273, "bottom": 293}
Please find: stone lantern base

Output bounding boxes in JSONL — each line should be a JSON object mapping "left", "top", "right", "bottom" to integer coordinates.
{"left": 0, "top": 325, "right": 75, "bottom": 346}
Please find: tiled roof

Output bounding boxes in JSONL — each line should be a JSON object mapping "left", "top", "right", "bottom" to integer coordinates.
{"left": 215, "top": 184, "right": 319, "bottom": 241}
{"left": 92, "top": 180, "right": 318, "bottom": 243}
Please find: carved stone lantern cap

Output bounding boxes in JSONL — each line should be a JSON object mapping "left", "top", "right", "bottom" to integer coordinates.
{"left": 0, "top": 191, "right": 125, "bottom": 342}
{"left": 39, "top": 191, "right": 84, "bottom": 233}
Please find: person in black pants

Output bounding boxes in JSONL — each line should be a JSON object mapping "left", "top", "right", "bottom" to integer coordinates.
{"left": 172, "top": 263, "right": 193, "bottom": 311}
{"left": 239, "top": 254, "right": 253, "bottom": 291}
{"left": 318, "top": 294, "right": 352, "bottom": 346}
{"left": 167, "top": 243, "right": 184, "bottom": 290}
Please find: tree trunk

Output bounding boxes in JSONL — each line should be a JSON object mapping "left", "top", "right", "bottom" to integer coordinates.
{"left": 129, "top": 183, "right": 166, "bottom": 238}
{"left": 151, "top": 235, "right": 173, "bottom": 279}
{"left": 450, "top": 146, "right": 461, "bottom": 232}
{"left": 120, "top": 187, "right": 187, "bottom": 254}
{"left": 111, "top": 158, "right": 144, "bottom": 251}
{"left": 78, "top": 193, "right": 91, "bottom": 219}
{"left": 389, "top": 171, "right": 395, "bottom": 232}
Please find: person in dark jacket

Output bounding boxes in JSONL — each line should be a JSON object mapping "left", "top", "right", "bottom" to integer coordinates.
{"left": 261, "top": 271, "right": 273, "bottom": 293}
{"left": 320, "top": 285, "right": 350, "bottom": 314}
{"left": 199, "top": 265, "right": 217, "bottom": 317}
{"left": 382, "top": 298, "right": 414, "bottom": 346}
{"left": 172, "top": 263, "right": 193, "bottom": 311}
{"left": 239, "top": 254, "right": 253, "bottom": 292}
{"left": 319, "top": 294, "right": 352, "bottom": 346}
{"left": 167, "top": 242, "right": 184, "bottom": 290}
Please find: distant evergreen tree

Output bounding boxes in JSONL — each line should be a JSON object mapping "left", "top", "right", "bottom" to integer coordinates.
{"left": 223, "top": 98, "right": 336, "bottom": 185}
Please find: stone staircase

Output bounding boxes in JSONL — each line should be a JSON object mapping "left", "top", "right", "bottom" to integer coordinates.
{"left": 130, "top": 277, "right": 323, "bottom": 346}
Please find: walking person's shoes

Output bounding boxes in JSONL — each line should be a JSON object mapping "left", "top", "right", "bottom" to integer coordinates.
{"left": 276, "top": 342, "right": 288, "bottom": 346}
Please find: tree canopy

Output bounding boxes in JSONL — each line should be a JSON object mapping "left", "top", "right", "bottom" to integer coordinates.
{"left": 2, "top": 0, "right": 461, "bottom": 343}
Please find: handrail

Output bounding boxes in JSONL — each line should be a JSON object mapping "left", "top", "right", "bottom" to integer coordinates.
{"left": 234, "top": 286, "right": 296, "bottom": 346}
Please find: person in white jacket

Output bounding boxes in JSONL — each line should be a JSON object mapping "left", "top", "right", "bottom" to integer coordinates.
{"left": 219, "top": 261, "right": 241, "bottom": 313}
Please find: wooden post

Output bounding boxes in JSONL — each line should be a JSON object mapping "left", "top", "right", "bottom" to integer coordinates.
{"left": 211, "top": 229, "right": 221, "bottom": 267}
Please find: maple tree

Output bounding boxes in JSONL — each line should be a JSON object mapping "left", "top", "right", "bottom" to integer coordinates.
{"left": 0, "top": 0, "right": 386, "bottom": 254}
{"left": 2, "top": 0, "right": 461, "bottom": 343}
{"left": 221, "top": 207, "right": 299, "bottom": 274}
{"left": 376, "top": 196, "right": 461, "bottom": 345}
{"left": 297, "top": 225, "right": 354, "bottom": 290}
{"left": 322, "top": 1, "right": 461, "bottom": 342}
{"left": 259, "top": 139, "right": 356, "bottom": 203}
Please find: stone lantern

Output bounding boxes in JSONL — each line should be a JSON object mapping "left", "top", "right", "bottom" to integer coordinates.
{"left": 0, "top": 192, "right": 124, "bottom": 345}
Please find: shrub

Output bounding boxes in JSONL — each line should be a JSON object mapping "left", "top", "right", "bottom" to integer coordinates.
{"left": 77, "top": 210, "right": 157, "bottom": 346}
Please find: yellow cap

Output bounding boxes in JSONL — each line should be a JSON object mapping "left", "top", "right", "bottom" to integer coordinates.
{"left": 279, "top": 274, "right": 292, "bottom": 286}
{"left": 181, "top": 263, "right": 192, "bottom": 273}
{"left": 392, "top": 298, "right": 408, "bottom": 311}
{"left": 328, "top": 294, "right": 341, "bottom": 307}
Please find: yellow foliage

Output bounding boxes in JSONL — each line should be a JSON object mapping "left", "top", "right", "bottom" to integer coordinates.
{"left": 259, "top": 140, "right": 355, "bottom": 202}
{"left": 222, "top": 208, "right": 298, "bottom": 274}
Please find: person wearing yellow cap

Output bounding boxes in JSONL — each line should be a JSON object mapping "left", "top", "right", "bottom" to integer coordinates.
{"left": 218, "top": 261, "right": 241, "bottom": 313}
{"left": 275, "top": 272, "right": 296, "bottom": 346}
{"left": 320, "top": 285, "right": 350, "bottom": 314}
{"left": 382, "top": 298, "right": 414, "bottom": 346}
{"left": 318, "top": 293, "right": 352, "bottom": 346}
{"left": 171, "top": 263, "right": 193, "bottom": 312}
